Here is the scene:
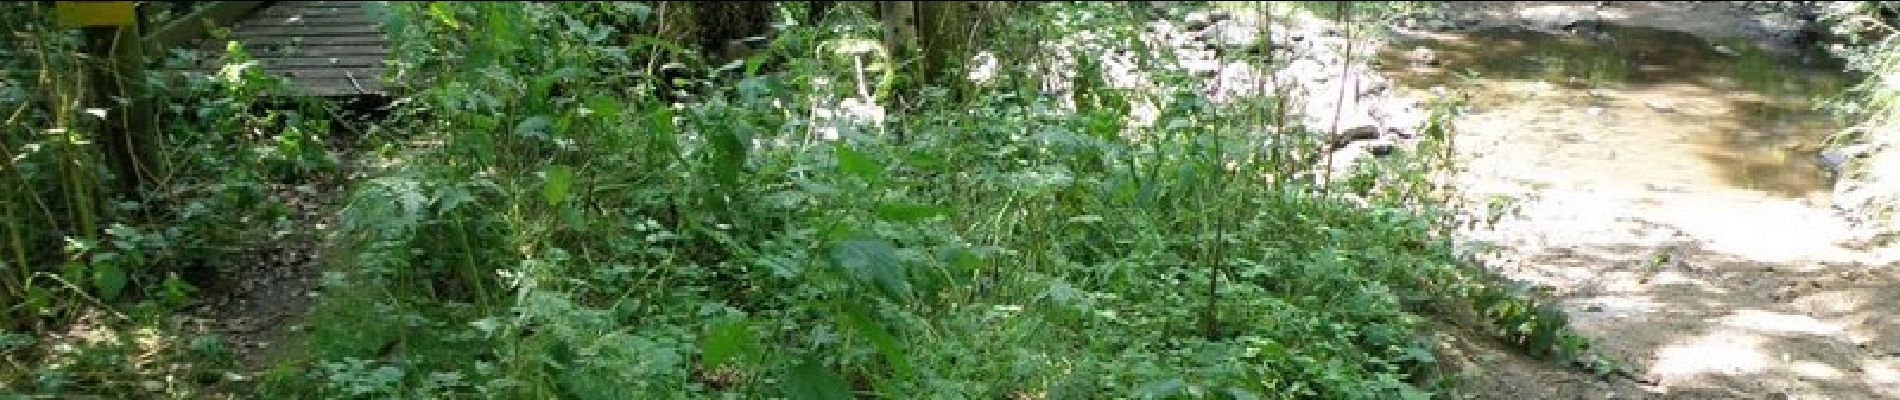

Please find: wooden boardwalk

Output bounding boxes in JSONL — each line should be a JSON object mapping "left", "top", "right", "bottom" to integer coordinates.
{"left": 190, "top": 1, "right": 389, "bottom": 97}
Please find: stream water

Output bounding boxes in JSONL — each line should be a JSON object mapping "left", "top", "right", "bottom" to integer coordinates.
{"left": 1370, "top": 20, "right": 1900, "bottom": 398}
{"left": 1378, "top": 24, "right": 1851, "bottom": 200}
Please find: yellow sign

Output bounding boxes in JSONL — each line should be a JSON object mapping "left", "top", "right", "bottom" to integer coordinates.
{"left": 55, "top": 1, "right": 137, "bottom": 28}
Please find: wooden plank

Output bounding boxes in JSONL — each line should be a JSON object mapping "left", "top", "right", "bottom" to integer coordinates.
{"left": 245, "top": 45, "right": 390, "bottom": 57}
{"left": 187, "top": 57, "right": 386, "bottom": 70}
{"left": 222, "top": 36, "right": 385, "bottom": 47}
{"left": 259, "top": 68, "right": 383, "bottom": 80}
{"left": 166, "top": 43, "right": 390, "bottom": 62}
{"left": 255, "top": 56, "right": 387, "bottom": 68}
{"left": 237, "top": 18, "right": 376, "bottom": 29}
{"left": 169, "top": 71, "right": 386, "bottom": 96}
{"left": 288, "top": 77, "right": 384, "bottom": 97}
{"left": 279, "top": 1, "right": 372, "bottom": 8}
{"left": 238, "top": 16, "right": 377, "bottom": 28}
{"left": 279, "top": 5, "right": 370, "bottom": 13}
{"left": 141, "top": 1, "right": 269, "bottom": 52}
{"left": 254, "top": 7, "right": 369, "bottom": 19}
{"left": 233, "top": 24, "right": 382, "bottom": 37}
{"left": 219, "top": 35, "right": 388, "bottom": 47}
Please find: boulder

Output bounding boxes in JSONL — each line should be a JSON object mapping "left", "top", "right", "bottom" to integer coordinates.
{"left": 1819, "top": 143, "right": 1876, "bottom": 174}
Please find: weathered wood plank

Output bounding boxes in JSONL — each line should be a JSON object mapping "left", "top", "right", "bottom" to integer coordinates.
{"left": 278, "top": 1, "right": 372, "bottom": 8}
{"left": 237, "top": 18, "right": 377, "bottom": 29}
{"left": 236, "top": 18, "right": 376, "bottom": 29}
{"left": 262, "top": 4, "right": 369, "bottom": 12}
{"left": 188, "top": 56, "right": 386, "bottom": 69}
{"left": 233, "top": 24, "right": 382, "bottom": 36}
{"left": 254, "top": 56, "right": 387, "bottom": 69}
{"left": 170, "top": 71, "right": 384, "bottom": 96}
{"left": 258, "top": 68, "right": 382, "bottom": 80}
{"left": 254, "top": 8, "right": 369, "bottom": 19}
{"left": 245, "top": 45, "right": 390, "bottom": 57}
{"left": 220, "top": 36, "right": 388, "bottom": 47}
{"left": 244, "top": 12, "right": 372, "bottom": 22}
{"left": 291, "top": 77, "right": 385, "bottom": 97}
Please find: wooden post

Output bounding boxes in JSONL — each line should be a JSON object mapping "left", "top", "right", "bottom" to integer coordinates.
{"left": 56, "top": 1, "right": 158, "bottom": 198}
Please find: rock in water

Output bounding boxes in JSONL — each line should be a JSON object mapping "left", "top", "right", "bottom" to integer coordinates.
{"left": 1819, "top": 144, "right": 1874, "bottom": 174}
{"left": 1408, "top": 46, "right": 1439, "bottom": 67}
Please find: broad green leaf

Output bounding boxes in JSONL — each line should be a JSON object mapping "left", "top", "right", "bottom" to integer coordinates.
{"left": 24, "top": 286, "right": 50, "bottom": 314}
{"left": 700, "top": 318, "right": 757, "bottom": 368}
{"left": 834, "top": 145, "right": 882, "bottom": 182}
{"left": 873, "top": 203, "right": 947, "bottom": 222}
{"left": 92, "top": 262, "right": 125, "bottom": 301}
{"left": 1224, "top": 387, "right": 1263, "bottom": 400}
{"left": 646, "top": 107, "right": 679, "bottom": 159}
{"left": 542, "top": 164, "right": 574, "bottom": 205}
{"left": 708, "top": 123, "right": 747, "bottom": 186}
{"left": 427, "top": 2, "right": 460, "bottom": 29}
{"left": 516, "top": 115, "right": 552, "bottom": 137}
{"left": 59, "top": 261, "right": 84, "bottom": 282}
{"left": 160, "top": 273, "right": 194, "bottom": 307}
{"left": 828, "top": 238, "right": 909, "bottom": 299}
{"left": 784, "top": 359, "right": 852, "bottom": 400}
{"left": 1136, "top": 378, "right": 1186, "bottom": 399}
{"left": 584, "top": 95, "right": 621, "bottom": 120}
{"left": 839, "top": 305, "right": 912, "bottom": 378}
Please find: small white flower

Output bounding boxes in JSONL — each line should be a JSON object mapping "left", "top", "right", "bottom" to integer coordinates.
{"left": 217, "top": 60, "right": 260, "bottom": 84}
{"left": 84, "top": 108, "right": 107, "bottom": 119}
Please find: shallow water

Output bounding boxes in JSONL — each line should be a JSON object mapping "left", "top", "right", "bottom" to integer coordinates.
{"left": 1378, "top": 24, "right": 1851, "bottom": 199}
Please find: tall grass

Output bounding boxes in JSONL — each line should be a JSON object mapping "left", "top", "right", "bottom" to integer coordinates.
{"left": 2, "top": 3, "right": 116, "bottom": 329}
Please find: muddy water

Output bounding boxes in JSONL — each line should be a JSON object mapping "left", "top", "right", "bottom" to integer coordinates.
{"left": 1377, "top": 24, "right": 1851, "bottom": 200}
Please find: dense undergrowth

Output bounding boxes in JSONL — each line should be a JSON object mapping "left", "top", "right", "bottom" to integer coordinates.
{"left": 5, "top": 2, "right": 1610, "bottom": 398}
{"left": 2, "top": 3, "right": 344, "bottom": 396}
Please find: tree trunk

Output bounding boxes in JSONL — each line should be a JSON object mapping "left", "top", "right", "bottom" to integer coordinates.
{"left": 879, "top": 1, "right": 1004, "bottom": 105}
{"left": 654, "top": 1, "right": 774, "bottom": 62}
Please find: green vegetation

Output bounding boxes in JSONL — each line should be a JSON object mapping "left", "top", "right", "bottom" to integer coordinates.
{"left": 5, "top": 2, "right": 1613, "bottom": 398}
{"left": 3, "top": 2, "right": 344, "bottom": 396}
{"left": 1821, "top": 1, "right": 1900, "bottom": 237}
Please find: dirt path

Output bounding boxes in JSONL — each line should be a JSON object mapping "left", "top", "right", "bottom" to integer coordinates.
{"left": 1392, "top": 2, "right": 1900, "bottom": 398}
{"left": 183, "top": 181, "right": 333, "bottom": 371}
{"left": 182, "top": 106, "right": 376, "bottom": 376}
